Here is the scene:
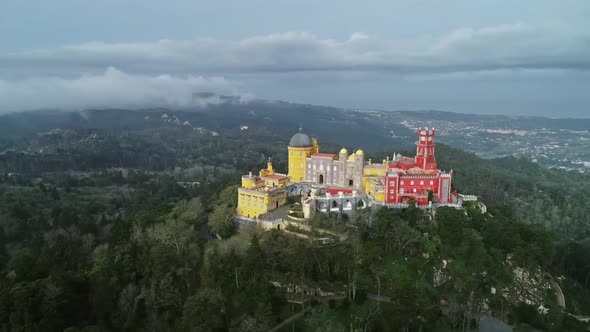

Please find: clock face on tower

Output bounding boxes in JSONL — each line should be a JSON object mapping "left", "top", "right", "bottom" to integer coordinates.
{"left": 428, "top": 137, "right": 432, "bottom": 141}
{"left": 420, "top": 136, "right": 426, "bottom": 141}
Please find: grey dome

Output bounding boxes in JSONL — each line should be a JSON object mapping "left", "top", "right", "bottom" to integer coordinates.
{"left": 289, "top": 131, "right": 312, "bottom": 147}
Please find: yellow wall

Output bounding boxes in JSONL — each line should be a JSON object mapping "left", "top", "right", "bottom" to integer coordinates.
{"left": 241, "top": 174, "right": 258, "bottom": 188}
{"left": 288, "top": 146, "right": 313, "bottom": 182}
{"left": 362, "top": 166, "right": 386, "bottom": 193}
{"left": 237, "top": 188, "right": 287, "bottom": 218}
{"left": 363, "top": 178, "right": 385, "bottom": 203}
{"left": 237, "top": 189, "right": 267, "bottom": 218}
{"left": 363, "top": 166, "right": 387, "bottom": 177}
{"left": 374, "top": 191, "right": 385, "bottom": 202}
{"left": 261, "top": 177, "right": 289, "bottom": 188}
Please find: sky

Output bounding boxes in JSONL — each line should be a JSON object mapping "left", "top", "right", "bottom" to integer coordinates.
{"left": 1, "top": 0, "right": 589, "bottom": 117}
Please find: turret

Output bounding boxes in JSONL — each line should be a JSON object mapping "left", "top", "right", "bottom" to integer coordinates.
{"left": 312, "top": 138, "right": 319, "bottom": 154}
{"left": 339, "top": 147, "right": 348, "bottom": 160}
{"left": 415, "top": 127, "right": 437, "bottom": 171}
{"left": 338, "top": 148, "right": 348, "bottom": 186}
{"left": 353, "top": 150, "right": 364, "bottom": 189}
{"left": 288, "top": 127, "right": 314, "bottom": 182}
{"left": 267, "top": 157, "right": 274, "bottom": 174}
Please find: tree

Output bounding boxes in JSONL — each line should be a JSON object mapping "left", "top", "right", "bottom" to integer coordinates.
{"left": 182, "top": 288, "right": 225, "bottom": 331}
{"left": 208, "top": 205, "right": 235, "bottom": 239}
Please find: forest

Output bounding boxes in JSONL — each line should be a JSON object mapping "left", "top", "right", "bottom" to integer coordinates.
{"left": 0, "top": 121, "right": 589, "bottom": 331}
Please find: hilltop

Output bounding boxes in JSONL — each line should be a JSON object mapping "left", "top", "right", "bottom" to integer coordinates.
{"left": 0, "top": 102, "right": 589, "bottom": 330}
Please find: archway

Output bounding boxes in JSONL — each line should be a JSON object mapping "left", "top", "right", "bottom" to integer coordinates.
{"left": 277, "top": 224, "right": 281, "bottom": 230}
{"left": 357, "top": 200, "right": 365, "bottom": 208}
{"left": 319, "top": 174, "right": 324, "bottom": 184}
{"left": 345, "top": 200, "right": 352, "bottom": 209}
{"left": 331, "top": 200, "right": 338, "bottom": 209}
{"left": 348, "top": 179, "right": 354, "bottom": 187}
{"left": 276, "top": 201, "right": 279, "bottom": 209}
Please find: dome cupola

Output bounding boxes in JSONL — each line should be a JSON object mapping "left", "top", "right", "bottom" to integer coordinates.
{"left": 289, "top": 127, "right": 312, "bottom": 147}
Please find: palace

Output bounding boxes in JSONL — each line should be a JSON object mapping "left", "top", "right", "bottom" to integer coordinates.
{"left": 236, "top": 127, "right": 457, "bottom": 219}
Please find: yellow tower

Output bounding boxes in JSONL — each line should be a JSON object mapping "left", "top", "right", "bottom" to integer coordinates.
{"left": 288, "top": 127, "right": 316, "bottom": 182}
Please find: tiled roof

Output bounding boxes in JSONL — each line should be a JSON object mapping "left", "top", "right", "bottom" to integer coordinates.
{"left": 326, "top": 187, "right": 354, "bottom": 194}
{"left": 262, "top": 174, "right": 288, "bottom": 180}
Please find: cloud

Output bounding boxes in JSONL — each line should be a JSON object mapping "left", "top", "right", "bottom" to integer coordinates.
{"left": 0, "top": 67, "right": 251, "bottom": 113}
{"left": 1, "top": 23, "right": 589, "bottom": 114}
{"left": 1, "top": 23, "right": 589, "bottom": 76}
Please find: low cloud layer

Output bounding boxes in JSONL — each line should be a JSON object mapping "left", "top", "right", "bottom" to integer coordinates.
{"left": 0, "top": 68, "right": 249, "bottom": 113}
{"left": 1, "top": 23, "right": 589, "bottom": 76}
{"left": 1, "top": 23, "right": 589, "bottom": 116}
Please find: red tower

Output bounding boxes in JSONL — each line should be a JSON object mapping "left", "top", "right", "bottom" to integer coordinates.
{"left": 415, "top": 128, "right": 437, "bottom": 171}
{"left": 385, "top": 127, "right": 455, "bottom": 206}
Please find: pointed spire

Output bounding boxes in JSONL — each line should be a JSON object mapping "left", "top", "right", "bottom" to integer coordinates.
{"left": 299, "top": 124, "right": 303, "bottom": 132}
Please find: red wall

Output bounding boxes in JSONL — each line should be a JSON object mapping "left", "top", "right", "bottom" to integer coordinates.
{"left": 385, "top": 174, "right": 444, "bottom": 205}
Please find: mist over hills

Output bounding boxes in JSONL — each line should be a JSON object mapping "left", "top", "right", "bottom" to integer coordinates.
{"left": 1, "top": 96, "right": 588, "bottom": 172}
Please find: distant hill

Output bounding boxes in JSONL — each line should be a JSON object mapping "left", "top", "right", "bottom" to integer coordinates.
{"left": 1, "top": 96, "right": 588, "bottom": 171}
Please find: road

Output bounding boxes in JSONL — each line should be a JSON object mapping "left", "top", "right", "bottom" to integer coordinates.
{"left": 545, "top": 272, "right": 565, "bottom": 309}
{"left": 545, "top": 273, "right": 590, "bottom": 323}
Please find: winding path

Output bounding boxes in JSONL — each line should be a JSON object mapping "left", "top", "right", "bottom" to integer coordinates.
{"left": 545, "top": 273, "right": 565, "bottom": 309}
{"left": 545, "top": 273, "right": 590, "bottom": 323}
{"left": 268, "top": 311, "right": 305, "bottom": 332}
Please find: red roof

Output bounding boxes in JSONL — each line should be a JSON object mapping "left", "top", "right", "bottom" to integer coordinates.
{"left": 263, "top": 174, "right": 288, "bottom": 180}
{"left": 326, "top": 187, "right": 354, "bottom": 195}
{"left": 312, "top": 153, "right": 337, "bottom": 158}
{"left": 390, "top": 157, "right": 417, "bottom": 170}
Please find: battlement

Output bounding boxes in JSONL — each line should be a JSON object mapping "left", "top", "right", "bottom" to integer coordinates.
{"left": 418, "top": 127, "right": 436, "bottom": 137}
